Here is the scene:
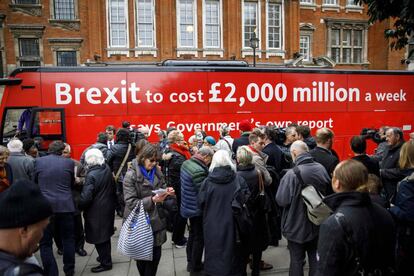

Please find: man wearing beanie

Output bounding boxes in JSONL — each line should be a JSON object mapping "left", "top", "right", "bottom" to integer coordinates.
{"left": 232, "top": 119, "right": 253, "bottom": 157}
{"left": 0, "top": 179, "right": 53, "bottom": 275}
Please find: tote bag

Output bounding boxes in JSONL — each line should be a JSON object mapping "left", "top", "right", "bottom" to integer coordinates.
{"left": 117, "top": 200, "right": 154, "bottom": 260}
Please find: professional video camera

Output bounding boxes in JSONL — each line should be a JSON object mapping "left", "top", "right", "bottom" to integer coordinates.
{"left": 129, "top": 128, "right": 146, "bottom": 144}
{"left": 360, "top": 128, "right": 384, "bottom": 144}
{"left": 265, "top": 125, "right": 286, "bottom": 146}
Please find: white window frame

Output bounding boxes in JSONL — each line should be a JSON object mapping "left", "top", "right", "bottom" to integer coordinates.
{"left": 106, "top": 0, "right": 130, "bottom": 57}
{"left": 299, "top": 0, "right": 313, "bottom": 4}
{"left": 242, "top": 0, "right": 260, "bottom": 50}
{"left": 266, "top": 1, "right": 284, "bottom": 53}
{"left": 176, "top": 0, "right": 198, "bottom": 48}
{"left": 202, "top": 0, "right": 223, "bottom": 57}
{"left": 299, "top": 35, "right": 311, "bottom": 62}
{"left": 134, "top": 0, "right": 157, "bottom": 57}
{"left": 323, "top": 0, "right": 337, "bottom": 5}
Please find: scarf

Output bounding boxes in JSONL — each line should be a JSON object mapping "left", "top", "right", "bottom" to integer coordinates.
{"left": 0, "top": 167, "right": 10, "bottom": 193}
{"left": 248, "top": 145, "right": 259, "bottom": 154}
{"left": 170, "top": 143, "right": 192, "bottom": 160}
{"left": 139, "top": 166, "right": 156, "bottom": 185}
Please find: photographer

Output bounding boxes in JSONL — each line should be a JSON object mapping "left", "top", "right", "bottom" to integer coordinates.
{"left": 107, "top": 128, "right": 136, "bottom": 217}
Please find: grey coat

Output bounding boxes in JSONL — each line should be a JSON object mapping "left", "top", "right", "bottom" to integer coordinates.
{"left": 123, "top": 159, "right": 167, "bottom": 247}
{"left": 276, "top": 152, "right": 331, "bottom": 243}
{"left": 7, "top": 152, "right": 34, "bottom": 181}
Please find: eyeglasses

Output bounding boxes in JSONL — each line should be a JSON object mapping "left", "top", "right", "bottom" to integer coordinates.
{"left": 148, "top": 158, "right": 157, "bottom": 163}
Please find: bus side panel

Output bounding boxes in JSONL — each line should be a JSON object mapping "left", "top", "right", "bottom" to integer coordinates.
{"left": 4, "top": 72, "right": 42, "bottom": 107}
{"left": 40, "top": 72, "right": 128, "bottom": 117}
{"left": 347, "top": 74, "right": 414, "bottom": 112}
{"left": 126, "top": 72, "right": 209, "bottom": 116}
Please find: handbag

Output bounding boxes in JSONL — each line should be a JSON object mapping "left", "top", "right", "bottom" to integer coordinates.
{"left": 117, "top": 200, "right": 154, "bottom": 260}
{"left": 293, "top": 166, "right": 332, "bottom": 225}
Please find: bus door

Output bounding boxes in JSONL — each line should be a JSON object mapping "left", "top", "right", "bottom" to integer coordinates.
{"left": 1, "top": 106, "right": 36, "bottom": 144}
{"left": 29, "top": 108, "right": 66, "bottom": 152}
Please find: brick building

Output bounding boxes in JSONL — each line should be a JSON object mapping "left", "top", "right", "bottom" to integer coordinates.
{"left": 0, "top": 0, "right": 409, "bottom": 77}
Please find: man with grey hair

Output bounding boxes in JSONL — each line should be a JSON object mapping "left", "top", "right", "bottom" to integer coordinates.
{"left": 380, "top": 127, "right": 405, "bottom": 202}
{"left": 7, "top": 138, "right": 34, "bottom": 181}
{"left": 276, "top": 140, "right": 331, "bottom": 276}
{"left": 180, "top": 146, "right": 214, "bottom": 273}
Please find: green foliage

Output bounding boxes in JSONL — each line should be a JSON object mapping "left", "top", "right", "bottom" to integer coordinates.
{"left": 355, "top": 0, "right": 414, "bottom": 51}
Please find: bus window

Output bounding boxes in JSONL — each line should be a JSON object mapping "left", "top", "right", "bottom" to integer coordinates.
{"left": 1, "top": 107, "right": 33, "bottom": 144}
{"left": 30, "top": 108, "right": 66, "bottom": 150}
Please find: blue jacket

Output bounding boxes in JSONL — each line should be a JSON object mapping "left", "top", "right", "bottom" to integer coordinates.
{"left": 180, "top": 155, "right": 209, "bottom": 218}
{"left": 34, "top": 154, "right": 75, "bottom": 213}
{"left": 390, "top": 171, "right": 414, "bottom": 222}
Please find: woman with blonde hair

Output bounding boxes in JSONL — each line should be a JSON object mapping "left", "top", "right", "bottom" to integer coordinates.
{"left": 390, "top": 140, "right": 414, "bottom": 275}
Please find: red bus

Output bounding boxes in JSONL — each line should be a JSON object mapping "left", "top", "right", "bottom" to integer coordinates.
{"left": 0, "top": 61, "right": 413, "bottom": 159}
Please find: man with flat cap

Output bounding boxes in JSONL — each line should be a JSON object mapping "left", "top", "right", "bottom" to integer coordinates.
{"left": 0, "top": 179, "right": 53, "bottom": 275}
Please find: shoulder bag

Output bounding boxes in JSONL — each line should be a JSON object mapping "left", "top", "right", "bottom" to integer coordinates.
{"left": 113, "top": 143, "right": 132, "bottom": 183}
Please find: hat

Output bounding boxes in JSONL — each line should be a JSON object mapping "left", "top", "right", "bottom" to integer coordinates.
{"left": 239, "top": 120, "right": 252, "bottom": 132}
{"left": 0, "top": 180, "right": 53, "bottom": 229}
{"left": 205, "top": 136, "right": 216, "bottom": 146}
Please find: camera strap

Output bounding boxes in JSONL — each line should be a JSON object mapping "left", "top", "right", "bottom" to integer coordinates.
{"left": 114, "top": 144, "right": 131, "bottom": 183}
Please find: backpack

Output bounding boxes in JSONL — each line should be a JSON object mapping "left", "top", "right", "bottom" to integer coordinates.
{"left": 293, "top": 166, "right": 332, "bottom": 225}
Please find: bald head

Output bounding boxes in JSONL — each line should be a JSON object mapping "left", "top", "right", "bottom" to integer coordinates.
{"left": 290, "top": 140, "right": 309, "bottom": 162}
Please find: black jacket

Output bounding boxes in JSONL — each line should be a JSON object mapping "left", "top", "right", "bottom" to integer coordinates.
{"left": 107, "top": 141, "right": 135, "bottom": 181}
{"left": 79, "top": 164, "right": 116, "bottom": 244}
{"left": 380, "top": 142, "right": 404, "bottom": 201}
{"left": 0, "top": 251, "right": 44, "bottom": 275}
{"left": 309, "top": 146, "right": 339, "bottom": 176}
{"left": 199, "top": 166, "right": 247, "bottom": 276}
{"left": 352, "top": 154, "right": 380, "bottom": 176}
{"left": 262, "top": 142, "right": 283, "bottom": 173}
{"left": 232, "top": 132, "right": 250, "bottom": 156}
{"left": 316, "top": 192, "right": 395, "bottom": 276}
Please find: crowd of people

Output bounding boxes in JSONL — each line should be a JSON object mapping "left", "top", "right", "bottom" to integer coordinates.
{"left": 0, "top": 119, "right": 413, "bottom": 276}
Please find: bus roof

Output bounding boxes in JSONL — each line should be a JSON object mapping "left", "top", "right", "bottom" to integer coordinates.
{"left": 9, "top": 65, "right": 414, "bottom": 77}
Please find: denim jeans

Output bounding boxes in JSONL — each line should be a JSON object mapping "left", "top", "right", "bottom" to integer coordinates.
{"left": 287, "top": 238, "right": 318, "bottom": 276}
{"left": 40, "top": 212, "right": 75, "bottom": 276}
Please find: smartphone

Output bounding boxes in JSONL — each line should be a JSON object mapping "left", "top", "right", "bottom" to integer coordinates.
{"left": 152, "top": 188, "right": 167, "bottom": 195}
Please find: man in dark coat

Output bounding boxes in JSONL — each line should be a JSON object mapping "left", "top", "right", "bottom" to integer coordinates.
{"left": 79, "top": 149, "right": 116, "bottom": 273}
{"left": 276, "top": 141, "right": 331, "bottom": 276}
{"left": 6, "top": 138, "right": 34, "bottom": 181}
{"left": 380, "top": 127, "right": 405, "bottom": 203}
{"left": 0, "top": 179, "right": 53, "bottom": 276}
{"left": 180, "top": 147, "right": 214, "bottom": 273}
{"left": 262, "top": 126, "right": 283, "bottom": 174}
{"left": 107, "top": 128, "right": 135, "bottom": 217}
{"left": 316, "top": 160, "right": 395, "bottom": 276}
{"left": 232, "top": 119, "right": 252, "bottom": 157}
{"left": 34, "top": 141, "right": 76, "bottom": 276}
{"left": 310, "top": 127, "right": 339, "bottom": 176}
{"left": 350, "top": 136, "right": 380, "bottom": 176}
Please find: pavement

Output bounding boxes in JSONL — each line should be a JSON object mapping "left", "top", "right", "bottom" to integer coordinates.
{"left": 35, "top": 217, "right": 308, "bottom": 276}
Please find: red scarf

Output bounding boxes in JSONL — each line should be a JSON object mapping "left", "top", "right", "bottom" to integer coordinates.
{"left": 248, "top": 145, "right": 259, "bottom": 154}
{"left": 0, "top": 167, "right": 10, "bottom": 193}
{"left": 170, "top": 143, "right": 192, "bottom": 160}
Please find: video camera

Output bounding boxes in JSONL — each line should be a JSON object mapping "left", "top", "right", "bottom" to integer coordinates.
{"left": 360, "top": 128, "right": 384, "bottom": 144}
{"left": 265, "top": 125, "right": 286, "bottom": 146}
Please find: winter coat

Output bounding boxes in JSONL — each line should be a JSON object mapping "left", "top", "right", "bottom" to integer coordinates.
{"left": 316, "top": 192, "right": 395, "bottom": 276}
{"left": 107, "top": 141, "right": 135, "bottom": 182}
{"left": 309, "top": 146, "right": 339, "bottom": 176}
{"left": 304, "top": 136, "right": 316, "bottom": 150}
{"left": 244, "top": 146, "right": 272, "bottom": 186}
{"left": 352, "top": 154, "right": 380, "bottom": 176}
{"left": 0, "top": 251, "right": 43, "bottom": 276}
{"left": 123, "top": 159, "right": 167, "bottom": 247}
{"left": 390, "top": 171, "right": 414, "bottom": 222}
{"left": 262, "top": 142, "right": 283, "bottom": 174}
{"left": 237, "top": 164, "right": 269, "bottom": 252}
{"left": 199, "top": 166, "right": 247, "bottom": 276}
{"left": 276, "top": 152, "right": 331, "bottom": 243}
{"left": 216, "top": 136, "right": 234, "bottom": 157}
{"left": 80, "top": 142, "right": 109, "bottom": 165}
{"left": 79, "top": 164, "right": 116, "bottom": 244}
{"left": 232, "top": 132, "right": 250, "bottom": 156}
{"left": 164, "top": 148, "right": 187, "bottom": 189}
{"left": 180, "top": 155, "right": 209, "bottom": 218}
{"left": 380, "top": 142, "right": 404, "bottom": 201}
{"left": 7, "top": 152, "right": 34, "bottom": 181}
